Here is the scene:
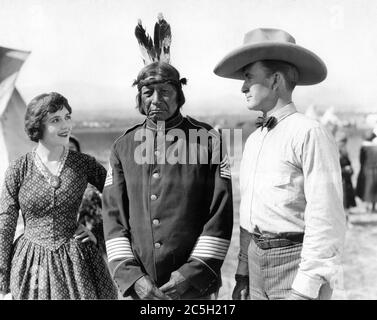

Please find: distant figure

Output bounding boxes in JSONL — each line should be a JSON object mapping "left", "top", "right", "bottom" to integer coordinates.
{"left": 68, "top": 135, "right": 81, "bottom": 152}
{"left": 335, "top": 131, "right": 356, "bottom": 218}
{"left": 356, "top": 130, "right": 377, "bottom": 212}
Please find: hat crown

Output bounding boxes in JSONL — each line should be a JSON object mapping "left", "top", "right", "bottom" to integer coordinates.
{"left": 243, "top": 28, "right": 296, "bottom": 45}
{"left": 214, "top": 27, "right": 327, "bottom": 85}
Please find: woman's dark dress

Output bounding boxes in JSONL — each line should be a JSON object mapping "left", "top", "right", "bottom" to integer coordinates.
{"left": 340, "top": 152, "right": 356, "bottom": 209}
{"left": 356, "top": 144, "right": 377, "bottom": 203}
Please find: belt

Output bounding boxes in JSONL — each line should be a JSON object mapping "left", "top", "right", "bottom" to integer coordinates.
{"left": 251, "top": 232, "right": 304, "bottom": 250}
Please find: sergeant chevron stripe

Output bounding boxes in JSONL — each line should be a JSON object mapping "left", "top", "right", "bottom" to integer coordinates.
{"left": 191, "top": 236, "right": 231, "bottom": 260}
{"left": 104, "top": 164, "right": 113, "bottom": 187}
{"left": 220, "top": 155, "right": 231, "bottom": 179}
{"left": 106, "top": 237, "right": 134, "bottom": 262}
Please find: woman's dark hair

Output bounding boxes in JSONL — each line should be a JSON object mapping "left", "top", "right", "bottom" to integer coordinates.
{"left": 24, "top": 92, "right": 72, "bottom": 142}
{"left": 133, "top": 62, "right": 186, "bottom": 115}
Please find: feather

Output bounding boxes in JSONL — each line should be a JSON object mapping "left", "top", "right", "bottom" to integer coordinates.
{"left": 135, "top": 19, "right": 157, "bottom": 65}
{"left": 154, "top": 13, "right": 171, "bottom": 63}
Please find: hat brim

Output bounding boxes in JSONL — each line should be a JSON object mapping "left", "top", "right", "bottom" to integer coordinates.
{"left": 213, "top": 42, "right": 327, "bottom": 85}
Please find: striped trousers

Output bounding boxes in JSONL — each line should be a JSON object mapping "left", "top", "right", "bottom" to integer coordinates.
{"left": 247, "top": 240, "right": 332, "bottom": 300}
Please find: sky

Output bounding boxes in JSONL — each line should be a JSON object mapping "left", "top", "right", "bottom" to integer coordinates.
{"left": 0, "top": 0, "right": 376, "bottom": 117}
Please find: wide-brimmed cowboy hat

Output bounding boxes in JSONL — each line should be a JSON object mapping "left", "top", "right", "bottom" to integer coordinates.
{"left": 213, "top": 28, "right": 327, "bottom": 85}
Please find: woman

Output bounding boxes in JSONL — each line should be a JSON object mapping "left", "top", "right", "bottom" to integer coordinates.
{"left": 68, "top": 135, "right": 81, "bottom": 153}
{"left": 0, "top": 92, "right": 118, "bottom": 299}
{"left": 335, "top": 131, "right": 356, "bottom": 222}
{"left": 356, "top": 130, "right": 377, "bottom": 212}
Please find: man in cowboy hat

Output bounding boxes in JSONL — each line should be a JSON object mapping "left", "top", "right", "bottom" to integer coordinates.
{"left": 214, "top": 28, "right": 346, "bottom": 300}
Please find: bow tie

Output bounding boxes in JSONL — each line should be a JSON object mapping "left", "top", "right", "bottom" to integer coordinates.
{"left": 255, "top": 116, "right": 278, "bottom": 131}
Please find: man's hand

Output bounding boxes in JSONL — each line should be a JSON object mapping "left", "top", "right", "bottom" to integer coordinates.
{"left": 74, "top": 224, "right": 97, "bottom": 245}
{"left": 232, "top": 275, "right": 249, "bottom": 300}
{"left": 344, "top": 165, "right": 353, "bottom": 174}
{"left": 286, "top": 289, "right": 312, "bottom": 300}
{"left": 159, "top": 271, "right": 191, "bottom": 300}
{"left": 134, "top": 275, "right": 171, "bottom": 300}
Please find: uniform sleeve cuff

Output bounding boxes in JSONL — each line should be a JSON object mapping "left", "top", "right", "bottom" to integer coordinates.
{"left": 110, "top": 259, "right": 145, "bottom": 297}
{"left": 178, "top": 258, "right": 220, "bottom": 296}
{"left": 291, "top": 271, "right": 324, "bottom": 299}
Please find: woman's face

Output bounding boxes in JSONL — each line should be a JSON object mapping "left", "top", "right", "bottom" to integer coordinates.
{"left": 40, "top": 107, "right": 72, "bottom": 147}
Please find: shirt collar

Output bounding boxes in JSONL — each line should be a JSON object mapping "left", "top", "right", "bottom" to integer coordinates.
{"left": 146, "top": 111, "right": 184, "bottom": 131}
{"left": 269, "top": 102, "right": 297, "bottom": 124}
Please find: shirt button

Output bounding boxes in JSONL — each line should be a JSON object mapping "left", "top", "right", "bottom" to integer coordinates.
{"left": 154, "top": 150, "right": 160, "bottom": 157}
{"left": 154, "top": 242, "right": 161, "bottom": 248}
{"left": 151, "top": 194, "right": 158, "bottom": 201}
{"left": 152, "top": 172, "right": 160, "bottom": 179}
{"left": 152, "top": 219, "right": 160, "bottom": 225}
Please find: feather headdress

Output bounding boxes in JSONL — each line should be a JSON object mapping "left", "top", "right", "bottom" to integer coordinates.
{"left": 133, "top": 13, "right": 187, "bottom": 92}
{"left": 135, "top": 13, "right": 171, "bottom": 65}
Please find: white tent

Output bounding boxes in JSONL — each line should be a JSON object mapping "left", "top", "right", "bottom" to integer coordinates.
{"left": 305, "top": 104, "right": 321, "bottom": 121}
{"left": 320, "top": 106, "right": 342, "bottom": 127}
{"left": 0, "top": 46, "right": 34, "bottom": 187}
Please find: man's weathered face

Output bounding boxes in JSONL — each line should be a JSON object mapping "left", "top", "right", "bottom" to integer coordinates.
{"left": 141, "top": 82, "right": 178, "bottom": 122}
{"left": 241, "top": 61, "right": 277, "bottom": 113}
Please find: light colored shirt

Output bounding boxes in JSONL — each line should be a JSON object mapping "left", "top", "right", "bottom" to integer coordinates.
{"left": 239, "top": 103, "right": 346, "bottom": 299}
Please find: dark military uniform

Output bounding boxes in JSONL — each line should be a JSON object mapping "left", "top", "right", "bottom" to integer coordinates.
{"left": 102, "top": 112, "right": 233, "bottom": 299}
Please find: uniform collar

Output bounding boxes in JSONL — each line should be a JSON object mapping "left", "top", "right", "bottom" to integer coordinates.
{"left": 146, "top": 111, "right": 184, "bottom": 131}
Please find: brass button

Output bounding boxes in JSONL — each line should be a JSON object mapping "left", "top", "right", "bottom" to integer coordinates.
{"left": 150, "top": 194, "right": 158, "bottom": 201}
{"left": 154, "top": 242, "right": 161, "bottom": 248}
{"left": 154, "top": 150, "right": 160, "bottom": 157}
{"left": 152, "top": 219, "right": 160, "bottom": 225}
{"left": 152, "top": 172, "right": 160, "bottom": 179}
